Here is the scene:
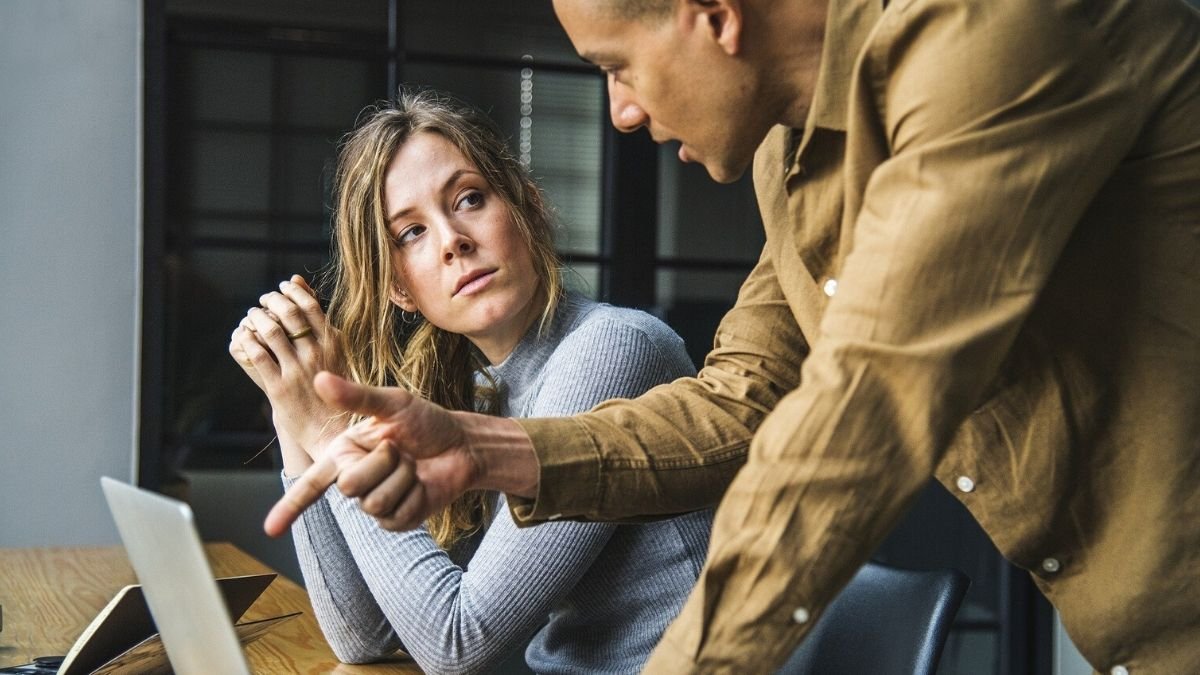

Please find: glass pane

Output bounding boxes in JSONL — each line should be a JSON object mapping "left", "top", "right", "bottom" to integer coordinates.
{"left": 530, "top": 72, "right": 603, "bottom": 257}
{"left": 188, "top": 248, "right": 276, "bottom": 304}
{"left": 278, "top": 133, "right": 339, "bottom": 216}
{"left": 403, "top": 1, "right": 579, "bottom": 66}
{"left": 657, "top": 148, "right": 765, "bottom": 262}
{"left": 275, "top": 219, "right": 332, "bottom": 246}
{"left": 938, "top": 631, "right": 999, "bottom": 675}
{"left": 656, "top": 268, "right": 747, "bottom": 307}
{"left": 185, "top": 48, "right": 273, "bottom": 124}
{"left": 278, "top": 54, "right": 380, "bottom": 128}
{"left": 271, "top": 250, "right": 333, "bottom": 286}
{"left": 164, "top": 250, "right": 277, "bottom": 471}
{"left": 192, "top": 218, "right": 270, "bottom": 241}
{"left": 402, "top": 63, "right": 523, "bottom": 132}
{"left": 188, "top": 130, "right": 271, "bottom": 212}
{"left": 656, "top": 269, "right": 746, "bottom": 368}
{"left": 563, "top": 263, "right": 601, "bottom": 300}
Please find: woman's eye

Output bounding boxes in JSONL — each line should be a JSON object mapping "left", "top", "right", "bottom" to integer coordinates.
{"left": 395, "top": 224, "right": 425, "bottom": 246}
{"left": 458, "top": 190, "right": 484, "bottom": 210}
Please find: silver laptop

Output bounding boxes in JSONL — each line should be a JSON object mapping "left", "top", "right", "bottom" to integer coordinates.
{"left": 99, "top": 476, "right": 252, "bottom": 675}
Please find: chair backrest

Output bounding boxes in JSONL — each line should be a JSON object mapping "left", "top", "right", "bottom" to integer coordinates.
{"left": 776, "top": 562, "right": 969, "bottom": 675}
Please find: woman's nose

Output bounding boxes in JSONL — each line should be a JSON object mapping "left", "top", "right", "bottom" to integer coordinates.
{"left": 442, "top": 229, "right": 475, "bottom": 263}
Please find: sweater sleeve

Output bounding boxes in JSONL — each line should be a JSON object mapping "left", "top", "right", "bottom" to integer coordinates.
{"left": 289, "top": 307, "right": 695, "bottom": 674}
{"left": 284, "top": 480, "right": 404, "bottom": 663}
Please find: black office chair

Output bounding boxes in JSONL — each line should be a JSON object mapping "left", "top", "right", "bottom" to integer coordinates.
{"left": 776, "top": 562, "right": 970, "bottom": 675}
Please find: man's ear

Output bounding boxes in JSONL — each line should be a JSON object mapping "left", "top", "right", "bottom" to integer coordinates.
{"left": 684, "top": 0, "right": 743, "bottom": 56}
{"left": 390, "top": 286, "right": 417, "bottom": 312}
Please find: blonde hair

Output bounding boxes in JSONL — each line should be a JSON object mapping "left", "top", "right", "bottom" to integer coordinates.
{"left": 323, "top": 89, "right": 563, "bottom": 549}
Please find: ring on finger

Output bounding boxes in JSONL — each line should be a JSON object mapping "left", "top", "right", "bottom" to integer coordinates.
{"left": 286, "top": 326, "right": 314, "bottom": 340}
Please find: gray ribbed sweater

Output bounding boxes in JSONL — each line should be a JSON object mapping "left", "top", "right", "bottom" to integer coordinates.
{"left": 286, "top": 293, "right": 713, "bottom": 674}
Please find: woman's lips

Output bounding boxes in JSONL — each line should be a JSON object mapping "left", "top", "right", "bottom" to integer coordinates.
{"left": 454, "top": 269, "right": 496, "bottom": 296}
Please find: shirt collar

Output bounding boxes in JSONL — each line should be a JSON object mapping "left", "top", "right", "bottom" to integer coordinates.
{"left": 784, "top": 0, "right": 884, "bottom": 171}
{"left": 808, "top": 0, "right": 884, "bottom": 133}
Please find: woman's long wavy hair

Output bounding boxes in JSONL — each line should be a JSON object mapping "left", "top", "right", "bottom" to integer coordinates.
{"left": 323, "top": 89, "right": 562, "bottom": 549}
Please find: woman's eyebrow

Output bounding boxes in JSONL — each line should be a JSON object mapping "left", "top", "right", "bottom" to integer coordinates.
{"left": 387, "top": 169, "right": 483, "bottom": 224}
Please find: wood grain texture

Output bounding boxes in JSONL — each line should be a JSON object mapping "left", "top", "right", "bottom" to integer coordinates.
{"left": 0, "top": 544, "right": 421, "bottom": 673}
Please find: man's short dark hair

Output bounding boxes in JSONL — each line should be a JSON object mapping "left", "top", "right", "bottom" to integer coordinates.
{"left": 607, "top": 0, "right": 674, "bottom": 21}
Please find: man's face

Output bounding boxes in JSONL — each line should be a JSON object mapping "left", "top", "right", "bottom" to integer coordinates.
{"left": 553, "top": 0, "right": 771, "bottom": 183}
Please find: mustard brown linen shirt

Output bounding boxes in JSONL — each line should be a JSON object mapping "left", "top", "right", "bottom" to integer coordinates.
{"left": 514, "top": 0, "right": 1200, "bottom": 672}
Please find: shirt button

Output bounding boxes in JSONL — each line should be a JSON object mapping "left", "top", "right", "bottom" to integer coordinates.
{"left": 1041, "top": 557, "right": 1061, "bottom": 574}
{"left": 1111, "top": 666, "right": 1129, "bottom": 675}
{"left": 822, "top": 278, "right": 838, "bottom": 298}
{"left": 955, "top": 476, "right": 976, "bottom": 493}
{"left": 792, "top": 607, "right": 810, "bottom": 624}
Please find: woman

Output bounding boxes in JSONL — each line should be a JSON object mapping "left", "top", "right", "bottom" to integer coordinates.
{"left": 229, "top": 90, "right": 712, "bottom": 674}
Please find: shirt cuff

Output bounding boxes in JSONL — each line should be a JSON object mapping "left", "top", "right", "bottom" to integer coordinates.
{"left": 508, "top": 416, "right": 602, "bottom": 524}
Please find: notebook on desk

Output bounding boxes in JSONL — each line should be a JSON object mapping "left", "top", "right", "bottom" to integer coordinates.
{"left": 64, "top": 477, "right": 301, "bottom": 675}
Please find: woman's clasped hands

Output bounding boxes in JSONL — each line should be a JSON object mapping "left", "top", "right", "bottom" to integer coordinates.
{"left": 228, "top": 274, "right": 348, "bottom": 470}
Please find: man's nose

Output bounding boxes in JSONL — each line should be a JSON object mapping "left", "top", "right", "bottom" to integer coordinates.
{"left": 608, "top": 82, "right": 648, "bottom": 133}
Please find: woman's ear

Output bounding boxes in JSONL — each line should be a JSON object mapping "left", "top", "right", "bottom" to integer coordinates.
{"left": 390, "top": 286, "right": 418, "bottom": 312}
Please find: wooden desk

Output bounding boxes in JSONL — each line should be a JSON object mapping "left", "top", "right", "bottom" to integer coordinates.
{"left": 0, "top": 543, "right": 421, "bottom": 673}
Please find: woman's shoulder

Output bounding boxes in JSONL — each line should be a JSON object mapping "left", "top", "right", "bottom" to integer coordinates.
{"left": 541, "top": 293, "right": 696, "bottom": 383}
{"left": 560, "top": 293, "right": 687, "bottom": 355}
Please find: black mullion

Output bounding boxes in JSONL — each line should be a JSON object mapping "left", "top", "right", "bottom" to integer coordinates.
{"left": 140, "top": 0, "right": 168, "bottom": 491}
{"left": 599, "top": 87, "right": 658, "bottom": 308}
{"left": 387, "top": 0, "right": 404, "bottom": 96}
{"left": 266, "top": 52, "right": 286, "bottom": 285}
{"left": 171, "top": 21, "right": 386, "bottom": 60}
{"left": 999, "top": 566, "right": 1053, "bottom": 675}
{"left": 190, "top": 119, "right": 349, "bottom": 136}
{"left": 188, "top": 207, "right": 326, "bottom": 222}
{"left": 188, "top": 236, "right": 330, "bottom": 253}
{"left": 653, "top": 257, "right": 756, "bottom": 272}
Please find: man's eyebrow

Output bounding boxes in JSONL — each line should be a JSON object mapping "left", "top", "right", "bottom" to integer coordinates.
{"left": 577, "top": 51, "right": 616, "bottom": 67}
{"left": 387, "top": 169, "right": 481, "bottom": 224}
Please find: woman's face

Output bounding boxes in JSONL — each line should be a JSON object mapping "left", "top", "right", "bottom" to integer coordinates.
{"left": 383, "top": 131, "right": 542, "bottom": 364}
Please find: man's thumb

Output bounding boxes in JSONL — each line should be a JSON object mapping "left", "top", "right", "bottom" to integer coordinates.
{"left": 313, "top": 371, "right": 410, "bottom": 416}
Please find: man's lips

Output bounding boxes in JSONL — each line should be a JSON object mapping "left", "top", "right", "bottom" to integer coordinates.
{"left": 454, "top": 269, "right": 497, "bottom": 296}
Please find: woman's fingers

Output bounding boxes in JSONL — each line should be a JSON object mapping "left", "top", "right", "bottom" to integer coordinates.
{"left": 258, "top": 289, "right": 315, "bottom": 344}
{"left": 234, "top": 325, "right": 281, "bottom": 382}
{"left": 281, "top": 275, "right": 327, "bottom": 332}
{"left": 246, "top": 306, "right": 297, "bottom": 362}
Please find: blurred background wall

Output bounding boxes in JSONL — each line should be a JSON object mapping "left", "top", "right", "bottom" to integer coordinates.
{"left": 0, "top": 0, "right": 141, "bottom": 547}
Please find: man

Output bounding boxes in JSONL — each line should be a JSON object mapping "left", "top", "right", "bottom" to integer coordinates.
{"left": 267, "top": 0, "right": 1200, "bottom": 671}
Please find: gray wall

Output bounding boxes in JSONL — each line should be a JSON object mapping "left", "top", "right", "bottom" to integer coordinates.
{"left": 0, "top": 0, "right": 141, "bottom": 546}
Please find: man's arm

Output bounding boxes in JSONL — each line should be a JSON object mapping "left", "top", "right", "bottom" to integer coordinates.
{"left": 512, "top": 243, "right": 811, "bottom": 521}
